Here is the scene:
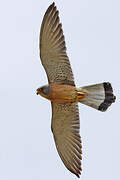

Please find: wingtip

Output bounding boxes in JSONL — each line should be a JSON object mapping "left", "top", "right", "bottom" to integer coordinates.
{"left": 76, "top": 175, "right": 80, "bottom": 178}
{"left": 51, "top": 2, "right": 55, "bottom": 7}
{"left": 75, "top": 173, "right": 80, "bottom": 178}
{"left": 47, "top": 2, "right": 55, "bottom": 11}
{"left": 75, "top": 169, "right": 82, "bottom": 178}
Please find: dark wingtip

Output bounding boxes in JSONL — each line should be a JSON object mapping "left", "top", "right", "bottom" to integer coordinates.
{"left": 98, "top": 82, "right": 116, "bottom": 112}
{"left": 76, "top": 174, "right": 80, "bottom": 178}
{"left": 51, "top": 2, "right": 55, "bottom": 6}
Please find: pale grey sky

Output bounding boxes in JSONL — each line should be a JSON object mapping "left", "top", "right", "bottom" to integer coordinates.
{"left": 0, "top": 0, "right": 119, "bottom": 180}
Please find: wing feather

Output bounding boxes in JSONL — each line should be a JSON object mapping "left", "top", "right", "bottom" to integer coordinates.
{"left": 51, "top": 102, "right": 82, "bottom": 178}
{"left": 40, "top": 3, "right": 75, "bottom": 85}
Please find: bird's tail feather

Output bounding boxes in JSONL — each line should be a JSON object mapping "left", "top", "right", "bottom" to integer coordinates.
{"left": 77, "top": 82, "right": 116, "bottom": 112}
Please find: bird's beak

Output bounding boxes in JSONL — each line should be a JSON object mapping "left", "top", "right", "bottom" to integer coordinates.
{"left": 36, "top": 88, "right": 41, "bottom": 95}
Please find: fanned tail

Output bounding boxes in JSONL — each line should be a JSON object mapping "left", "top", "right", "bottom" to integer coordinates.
{"left": 77, "top": 82, "right": 116, "bottom": 112}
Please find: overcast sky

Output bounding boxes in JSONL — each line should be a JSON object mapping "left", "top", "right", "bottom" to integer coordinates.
{"left": 0, "top": 0, "right": 119, "bottom": 180}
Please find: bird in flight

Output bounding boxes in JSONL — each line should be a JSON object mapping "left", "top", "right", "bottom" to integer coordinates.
{"left": 36, "top": 2, "right": 116, "bottom": 178}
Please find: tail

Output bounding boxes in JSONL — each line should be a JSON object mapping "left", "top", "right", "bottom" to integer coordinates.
{"left": 77, "top": 82, "right": 116, "bottom": 112}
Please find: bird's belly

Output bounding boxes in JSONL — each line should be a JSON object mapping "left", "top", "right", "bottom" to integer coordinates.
{"left": 49, "top": 83, "right": 77, "bottom": 102}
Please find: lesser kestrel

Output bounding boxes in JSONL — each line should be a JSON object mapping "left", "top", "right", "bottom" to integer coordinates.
{"left": 36, "top": 2, "right": 116, "bottom": 178}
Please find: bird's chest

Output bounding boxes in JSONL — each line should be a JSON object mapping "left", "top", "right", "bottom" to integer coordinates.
{"left": 49, "top": 83, "right": 77, "bottom": 102}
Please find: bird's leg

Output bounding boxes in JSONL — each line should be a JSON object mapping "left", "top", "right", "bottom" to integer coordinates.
{"left": 77, "top": 91, "right": 86, "bottom": 99}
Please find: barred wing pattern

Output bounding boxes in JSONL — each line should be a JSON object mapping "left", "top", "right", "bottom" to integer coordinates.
{"left": 51, "top": 102, "right": 82, "bottom": 178}
{"left": 40, "top": 3, "right": 75, "bottom": 86}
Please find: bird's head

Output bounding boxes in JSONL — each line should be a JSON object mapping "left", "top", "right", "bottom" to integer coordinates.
{"left": 36, "top": 85, "right": 50, "bottom": 99}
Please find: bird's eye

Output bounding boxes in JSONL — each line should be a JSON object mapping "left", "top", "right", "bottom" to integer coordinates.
{"left": 41, "top": 87, "right": 44, "bottom": 91}
{"left": 41, "top": 86, "right": 50, "bottom": 95}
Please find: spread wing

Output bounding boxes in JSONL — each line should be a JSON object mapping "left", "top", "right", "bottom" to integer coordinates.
{"left": 51, "top": 102, "right": 82, "bottom": 178}
{"left": 40, "top": 3, "right": 75, "bottom": 86}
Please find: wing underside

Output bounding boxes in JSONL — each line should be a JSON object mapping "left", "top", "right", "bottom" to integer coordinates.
{"left": 51, "top": 102, "right": 82, "bottom": 178}
{"left": 40, "top": 2, "right": 75, "bottom": 86}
